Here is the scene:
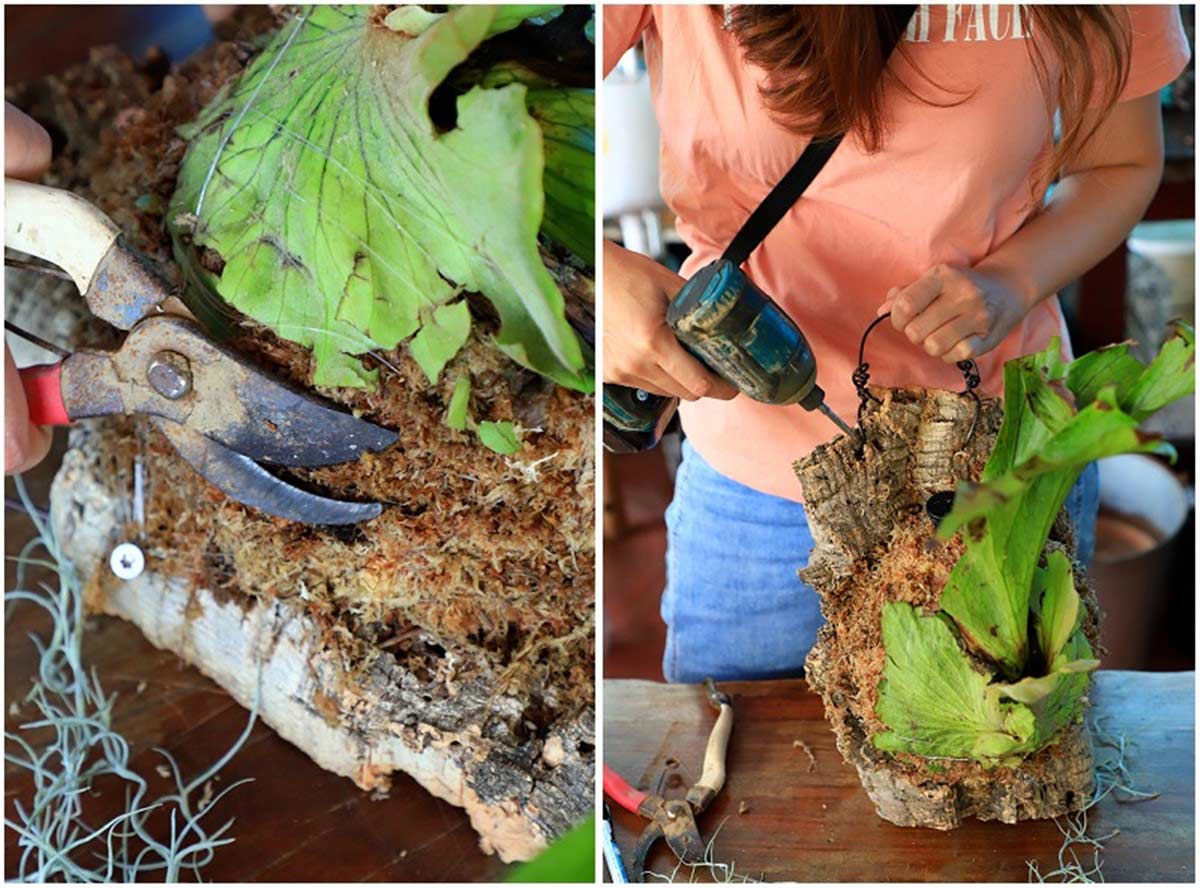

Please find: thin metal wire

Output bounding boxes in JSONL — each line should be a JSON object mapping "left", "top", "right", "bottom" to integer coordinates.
{"left": 956, "top": 357, "right": 982, "bottom": 445}
{"left": 4, "top": 254, "right": 73, "bottom": 282}
{"left": 194, "top": 9, "right": 310, "bottom": 215}
{"left": 4, "top": 320, "right": 71, "bottom": 358}
{"left": 853, "top": 311, "right": 982, "bottom": 448}
{"left": 853, "top": 314, "right": 891, "bottom": 419}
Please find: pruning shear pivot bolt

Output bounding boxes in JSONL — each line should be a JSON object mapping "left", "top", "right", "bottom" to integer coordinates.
{"left": 5, "top": 179, "right": 398, "bottom": 525}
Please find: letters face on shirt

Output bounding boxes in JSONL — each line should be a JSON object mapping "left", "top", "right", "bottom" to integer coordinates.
{"left": 906, "top": 4, "right": 1032, "bottom": 45}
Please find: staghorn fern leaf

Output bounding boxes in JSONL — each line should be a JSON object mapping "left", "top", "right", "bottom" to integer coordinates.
{"left": 169, "top": 5, "right": 591, "bottom": 392}
{"left": 875, "top": 324, "right": 1193, "bottom": 764}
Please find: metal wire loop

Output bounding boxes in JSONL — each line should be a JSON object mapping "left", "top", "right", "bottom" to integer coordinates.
{"left": 956, "top": 357, "right": 982, "bottom": 446}
{"left": 853, "top": 313, "right": 890, "bottom": 432}
{"left": 853, "top": 311, "right": 983, "bottom": 448}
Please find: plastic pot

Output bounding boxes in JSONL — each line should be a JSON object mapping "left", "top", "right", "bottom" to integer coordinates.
{"left": 1089, "top": 454, "right": 1190, "bottom": 668}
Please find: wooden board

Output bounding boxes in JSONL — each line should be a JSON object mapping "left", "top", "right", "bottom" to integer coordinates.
{"left": 604, "top": 674, "right": 1194, "bottom": 882}
{"left": 4, "top": 466, "right": 509, "bottom": 883}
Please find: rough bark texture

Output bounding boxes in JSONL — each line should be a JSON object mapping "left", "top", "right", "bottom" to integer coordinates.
{"left": 795, "top": 387, "right": 1096, "bottom": 829}
{"left": 51, "top": 423, "right": 593, "bottom": 862}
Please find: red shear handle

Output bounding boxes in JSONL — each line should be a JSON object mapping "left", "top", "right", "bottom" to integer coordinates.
{"left": 18, "top": 363, "right": 70, "bottom": 426}
{"left": 603, "top": 764, "right": 649, "bottom": 815}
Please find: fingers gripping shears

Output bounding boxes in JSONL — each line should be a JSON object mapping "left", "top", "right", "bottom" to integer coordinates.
{"left": 5, "top": 179, "right": 398, "bottom": 525}
{"left": 603, "top": 679, "right": 734, "bottom": 881}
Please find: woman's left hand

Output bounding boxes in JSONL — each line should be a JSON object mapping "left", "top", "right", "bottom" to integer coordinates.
{"left": 880, "top": 262, "right": 1036, "bottom": 364}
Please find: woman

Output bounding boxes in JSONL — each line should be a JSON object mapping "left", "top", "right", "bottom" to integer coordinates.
{"left": 603, "top": 5, "right": 1189, "bottom": 682}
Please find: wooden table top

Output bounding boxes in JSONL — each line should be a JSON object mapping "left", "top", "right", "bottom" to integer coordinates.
{"left": 4, "top": 466, "right": 509, "bottom": 883}
{"left": 604, "top": 673, "right": 1194, "bottom": 883}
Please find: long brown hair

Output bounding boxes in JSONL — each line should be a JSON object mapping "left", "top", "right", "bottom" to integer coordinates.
{"left": 717, "top": 5, "right": 1132, "bottom": 188}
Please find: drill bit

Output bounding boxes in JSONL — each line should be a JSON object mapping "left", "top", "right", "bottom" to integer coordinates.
{"left": 817, "top": 401, "right": 856, "bottom": 438}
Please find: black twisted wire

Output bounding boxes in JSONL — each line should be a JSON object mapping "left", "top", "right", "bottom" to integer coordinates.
{"left": 854, "top": 313, "right": 891, "bottom": 430}
{"left": 853, "top": 312, "right": 983, "bottom": 449}
{"left": 956, "top": 358, "right": 982, "bottom": 445}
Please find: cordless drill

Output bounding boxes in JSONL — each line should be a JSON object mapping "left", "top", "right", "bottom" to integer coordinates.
{"left": 601, "top": 6, "right": 916, "bottom": 454}
{"left": 602, "top": 259, "right": 855, "bottom": 453}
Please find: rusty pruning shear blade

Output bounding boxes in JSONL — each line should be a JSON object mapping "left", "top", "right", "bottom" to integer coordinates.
{"left": 604, "top": 678, "right": 734, "bottom": 882}
{"left": 5, "top": 179, "right": 397, "bottom": 525}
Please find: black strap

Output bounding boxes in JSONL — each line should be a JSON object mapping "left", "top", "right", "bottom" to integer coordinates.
{"left": 720, "top": 4, "right": 917, "bottom": 267}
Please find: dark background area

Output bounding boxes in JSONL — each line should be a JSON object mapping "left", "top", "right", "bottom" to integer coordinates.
{"left": 5, "top": 5, "right": 220, "bottom": 84}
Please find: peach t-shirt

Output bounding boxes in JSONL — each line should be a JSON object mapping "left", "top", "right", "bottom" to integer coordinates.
{"left": 604, "top": 4, "right": 1189, "bottom": 501}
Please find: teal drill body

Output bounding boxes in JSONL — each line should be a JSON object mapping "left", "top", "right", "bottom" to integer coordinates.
{"left": 603, "top": 260, "right": 845, "bottom": 453}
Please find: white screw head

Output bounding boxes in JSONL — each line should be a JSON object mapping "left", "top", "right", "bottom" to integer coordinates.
{"left": 110, "top": 542, "right": 145, "bottom": 580}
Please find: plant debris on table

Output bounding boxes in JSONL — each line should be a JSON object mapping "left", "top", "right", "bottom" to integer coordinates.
{"left": 5, "top": 481, "right": 257, "bottom": 882}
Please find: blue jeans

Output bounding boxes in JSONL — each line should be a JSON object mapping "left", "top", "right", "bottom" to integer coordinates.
{"left": 661, "top": 441, "right": 1099, "bottom": 684}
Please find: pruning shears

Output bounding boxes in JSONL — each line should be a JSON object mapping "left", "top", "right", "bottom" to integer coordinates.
{"left": 4, "top": 179, "right": 398, "bottom": 525}
{"left": 603, "top": 678, "right": 734, "bottom": 882}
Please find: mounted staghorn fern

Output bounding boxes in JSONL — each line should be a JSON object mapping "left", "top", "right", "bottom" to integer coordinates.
{"left": 167, "top": 4, "right": 594, "bottom": 451}
{"left": 795, "top": 322, "right": 1194, "bottom": 828}
{"left": 875, "top": 325, "right": 1193, "bottom": 764}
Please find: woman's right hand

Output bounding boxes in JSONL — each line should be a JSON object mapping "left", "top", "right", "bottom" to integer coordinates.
{"left": 602, "top": 240, "right": 737, "bottom": 401}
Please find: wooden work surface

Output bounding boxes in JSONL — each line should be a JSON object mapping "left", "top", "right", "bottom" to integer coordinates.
{"left": 4, "top": 465, "right": 509, "bottom": 883}
{"left": 604, "top": 674, "right": 1195, "bottom": 882}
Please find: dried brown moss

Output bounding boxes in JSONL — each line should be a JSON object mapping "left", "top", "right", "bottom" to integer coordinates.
{"left": 8, "top": 9, "right": 282, "bottom": 267}
{"left": 13, "top": 9, "right": 594, "bottom": 725}
{"left": 815, "top": 518, "right": 966, "bottom": 740}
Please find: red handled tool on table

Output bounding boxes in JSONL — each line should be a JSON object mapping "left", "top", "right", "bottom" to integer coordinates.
{"left": 603, "top": 678, "right": 734, "bottom": 881}
{"left": 5, "top": 179, "right": 398, "bottom": 524}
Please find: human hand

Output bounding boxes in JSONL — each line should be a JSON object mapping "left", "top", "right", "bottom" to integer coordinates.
{"left": 880, "top": 261, "right": 1037, "bottom": 364}
{"left": 5, "top": 102, "right": 54, "bottom": 474}
{"left": 602, "top": 240, "right": 737, "bottom": 401}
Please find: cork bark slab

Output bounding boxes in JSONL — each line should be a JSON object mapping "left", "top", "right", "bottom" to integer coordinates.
{"left": 795, "top": 387, "right": 1094, "bottom": 829}
{"left": 49, "top": 427, "right": 593, "bottom": 863}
